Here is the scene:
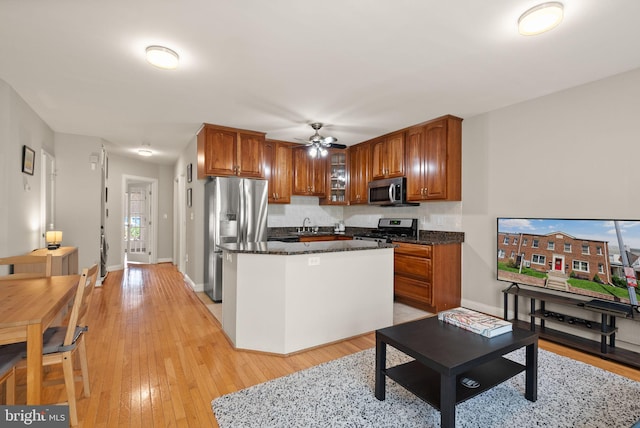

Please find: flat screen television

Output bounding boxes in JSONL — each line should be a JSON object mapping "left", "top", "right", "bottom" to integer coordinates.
{"left": 497, "top": 218, "right": 640, "bottom": 306}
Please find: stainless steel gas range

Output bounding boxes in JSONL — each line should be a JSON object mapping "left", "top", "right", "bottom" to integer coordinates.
{"left": 353, "top": 218, "right": 418, "bottom": 243}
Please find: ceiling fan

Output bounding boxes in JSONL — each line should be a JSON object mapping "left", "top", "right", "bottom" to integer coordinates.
{"left": 298, "top": 122, "right": 346, "bottom": 158}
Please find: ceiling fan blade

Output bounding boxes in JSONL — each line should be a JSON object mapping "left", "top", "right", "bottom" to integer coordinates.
{"left": 323, "top": 136, "right": 337, "bottom": 144}
{"left": 329, "top": 143, "right": 347, "bottom": 149}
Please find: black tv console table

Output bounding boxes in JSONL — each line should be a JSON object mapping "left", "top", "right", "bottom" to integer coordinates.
{"left": 502, "top": 284, "right": 640, "bottom": 369}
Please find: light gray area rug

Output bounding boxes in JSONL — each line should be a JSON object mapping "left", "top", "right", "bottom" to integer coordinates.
{"left": 212, "top": 347, "right": 640, "bottom": 427}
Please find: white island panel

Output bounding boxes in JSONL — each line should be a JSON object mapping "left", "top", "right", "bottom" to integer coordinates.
{"left": 284, "top": 249, "right": 393, "bottom": 352}
{"left": 222, "top": 247, "right": 394, "bottom": 354}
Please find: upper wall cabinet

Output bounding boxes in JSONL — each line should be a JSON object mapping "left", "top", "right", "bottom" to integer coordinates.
{"left": 405, "top": 115, "right": 462, "bottom": 202}
{"left": 348, "top": 142, "right": 370, "bottom": 205}
{"left": 321, "top": 149, "right": 348, "bottom": 205}
{"left": 197, "top": 123, "right": 265, "bottom": 179}
{"left": 292, "top": 146, "right": 327, "bottom": 197}
{"left": 371, "top": 131, "right": 404, "bottom": 180}
{"left": 264, "top": 139, "right": 292, "bottom": 204}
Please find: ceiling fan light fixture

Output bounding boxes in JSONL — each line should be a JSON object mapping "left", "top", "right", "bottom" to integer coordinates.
{"left": 145, "top": 45, "right": 180, "bottom": 69}
{"left": 518, "top": 2, "right": 564, "bottom": 36}
{"left": 308, "top": 143, "right": 329, "bottom": 158}
{"left": 303, "top": 122, "right": 339, "bottom": 157}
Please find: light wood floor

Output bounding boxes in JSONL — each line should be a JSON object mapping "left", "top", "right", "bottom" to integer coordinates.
{"left": 10, "top": 263, "right": 640, "bottom": 427}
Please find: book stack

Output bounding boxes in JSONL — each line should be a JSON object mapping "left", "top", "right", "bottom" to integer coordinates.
{"left": 438, "top": 307, "right": 513, "bottom": 338}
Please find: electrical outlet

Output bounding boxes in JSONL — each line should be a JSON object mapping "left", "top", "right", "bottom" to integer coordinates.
{"left": 308, "top": 257, "right": 320, "bottom": 266}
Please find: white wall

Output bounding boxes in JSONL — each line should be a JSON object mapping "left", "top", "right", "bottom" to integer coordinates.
{"left": 461, "top": 67, "right": 640, "bottom": 350}
{"left": 54, "top": 133, "right": 103, "bottom": 272}
{"left": 0, "top": 79, "right": 55, "bottom": 259}
{"left": 174, "top": 137, "right": 201, "bottom": 286}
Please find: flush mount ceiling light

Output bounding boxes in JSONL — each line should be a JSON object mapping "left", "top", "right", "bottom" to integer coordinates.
{"left": 518, "top": 2, "right": 564, "bottom": 36}
{"left": 145, "top": 45, "right": 179, "bottom": 69}
{"left": 138, "top": 143, "right": 153, "bottom": 157}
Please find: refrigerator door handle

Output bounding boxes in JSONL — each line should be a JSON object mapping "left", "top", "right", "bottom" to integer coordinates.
{"left": 238, "top": 180, "right": 247, "bottom": 242}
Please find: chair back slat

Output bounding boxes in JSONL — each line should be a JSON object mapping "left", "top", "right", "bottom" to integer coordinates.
{"left": 63, "top": 264, "right": 98, "bottom": 347}
{"left": 0, "top": 254, "right": 53, "bottom": 279}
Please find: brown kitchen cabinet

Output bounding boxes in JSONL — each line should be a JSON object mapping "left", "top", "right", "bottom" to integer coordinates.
{"left": 393, "top": 241, "right": 461, "bottom": 313}
{"left": 321, "top": 149, "right": 348, "bottom": 205}
{"left": 348, "top": 142, "right": 370, "bottom": 205}
{"left": 292, "top": 146, "right": 327, "bottom": 197}
{"left": 371, "top": 131, "right": 404, "bottom": 180}
{"left": 264, "top": 139, "right": 292, "bottom": 204}
{"left": 197, "top": 123, "right": 265, "bottom": 179}
{"left": 405, "top": 115, "right": 462, "bottom": 201}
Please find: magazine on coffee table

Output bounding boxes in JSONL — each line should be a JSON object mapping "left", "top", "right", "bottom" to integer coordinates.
{"left": 438, "top": 307, "right": 512, "bottom": 338}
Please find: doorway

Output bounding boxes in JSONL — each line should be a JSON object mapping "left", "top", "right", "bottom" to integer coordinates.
{"left": 122, "top": 175, "right": 158, "bottom": 265}
{"left": 554, "top": 256, "right": 564, "bottom": 273}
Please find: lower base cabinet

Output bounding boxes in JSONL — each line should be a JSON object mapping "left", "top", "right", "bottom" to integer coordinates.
{"left": 393, "top": 241, "right": 461, "bottom": 313}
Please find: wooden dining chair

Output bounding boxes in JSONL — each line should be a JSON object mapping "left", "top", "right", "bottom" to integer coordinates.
{"left": 0, "top": 344, "right": 23, "bottom": 404}
{"left": 0, "top": 254, "right": 53, "bottom": 279}
{"left": 16, "top": 264, "right": 98, "bottom": 426}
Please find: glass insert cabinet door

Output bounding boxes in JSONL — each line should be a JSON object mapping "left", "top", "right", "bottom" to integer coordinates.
{"left": 329, "top": 151, "right": 347, "bottom": 204}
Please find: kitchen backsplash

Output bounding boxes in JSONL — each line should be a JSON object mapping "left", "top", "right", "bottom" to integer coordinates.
{"left": 267, "top": 196, "right": 462, "bottom": 232}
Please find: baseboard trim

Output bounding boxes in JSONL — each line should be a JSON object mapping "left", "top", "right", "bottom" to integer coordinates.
{"left": 184, "top": 274, "right": 203, "bottom": 292}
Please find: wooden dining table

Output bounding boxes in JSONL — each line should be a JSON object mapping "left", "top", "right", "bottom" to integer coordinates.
{"left": 0, "top": 274, "right": 79, "bottom": 404}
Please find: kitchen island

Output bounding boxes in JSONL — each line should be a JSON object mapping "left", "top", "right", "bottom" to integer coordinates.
{"left": 218, "top": 240, "right": 395, "bottom": 354}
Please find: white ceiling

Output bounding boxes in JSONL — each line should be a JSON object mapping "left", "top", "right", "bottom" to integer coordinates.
{"left": 1, "top": 1, "right": 639, "bottom": 164}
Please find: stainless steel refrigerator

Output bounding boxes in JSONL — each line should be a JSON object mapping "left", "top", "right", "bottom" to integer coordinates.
{"left": 204, "top": 177, "right": 268, "bottom": 302}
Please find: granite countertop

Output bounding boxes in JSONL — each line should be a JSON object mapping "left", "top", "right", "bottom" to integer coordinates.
{"left": 267, "top": 228, "right": 465, "bottom": 245}
{"left": 395, "top": 230, "right": 465, "bottom": 245}
{"left": 217, "top": 240, "right": 395, "bottom": 255}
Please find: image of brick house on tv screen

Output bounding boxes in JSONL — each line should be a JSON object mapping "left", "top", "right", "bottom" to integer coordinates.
{"left": 497, "top": 218, "right": 640, "bottom": 303}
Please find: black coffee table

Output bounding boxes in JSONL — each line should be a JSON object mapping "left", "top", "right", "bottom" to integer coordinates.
{"left": 375, "top": 316, "right": 538, "bottom": 428}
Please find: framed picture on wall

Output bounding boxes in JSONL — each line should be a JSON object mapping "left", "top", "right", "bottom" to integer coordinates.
{"left": 22, "top": 145, "right": 35, "bottom": 175}
{"left": 187, "top": 163, "right": 193, "bottom": 183}
{"left": 187, "top": 188, "right": 192, "bottom": 207}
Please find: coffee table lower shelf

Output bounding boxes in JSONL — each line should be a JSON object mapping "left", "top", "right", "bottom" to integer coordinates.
{"left": 385, "top": 357, "right": 525, "bottom": 409}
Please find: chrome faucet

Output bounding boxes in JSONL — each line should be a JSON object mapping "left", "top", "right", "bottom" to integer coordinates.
{"left": 303, "top": 217, "right": 311, "bottom": 232}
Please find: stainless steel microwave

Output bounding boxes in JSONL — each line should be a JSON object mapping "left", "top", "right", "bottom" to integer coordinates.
{"left": 368, "top": 177, "right": 417, "bottom": 206}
